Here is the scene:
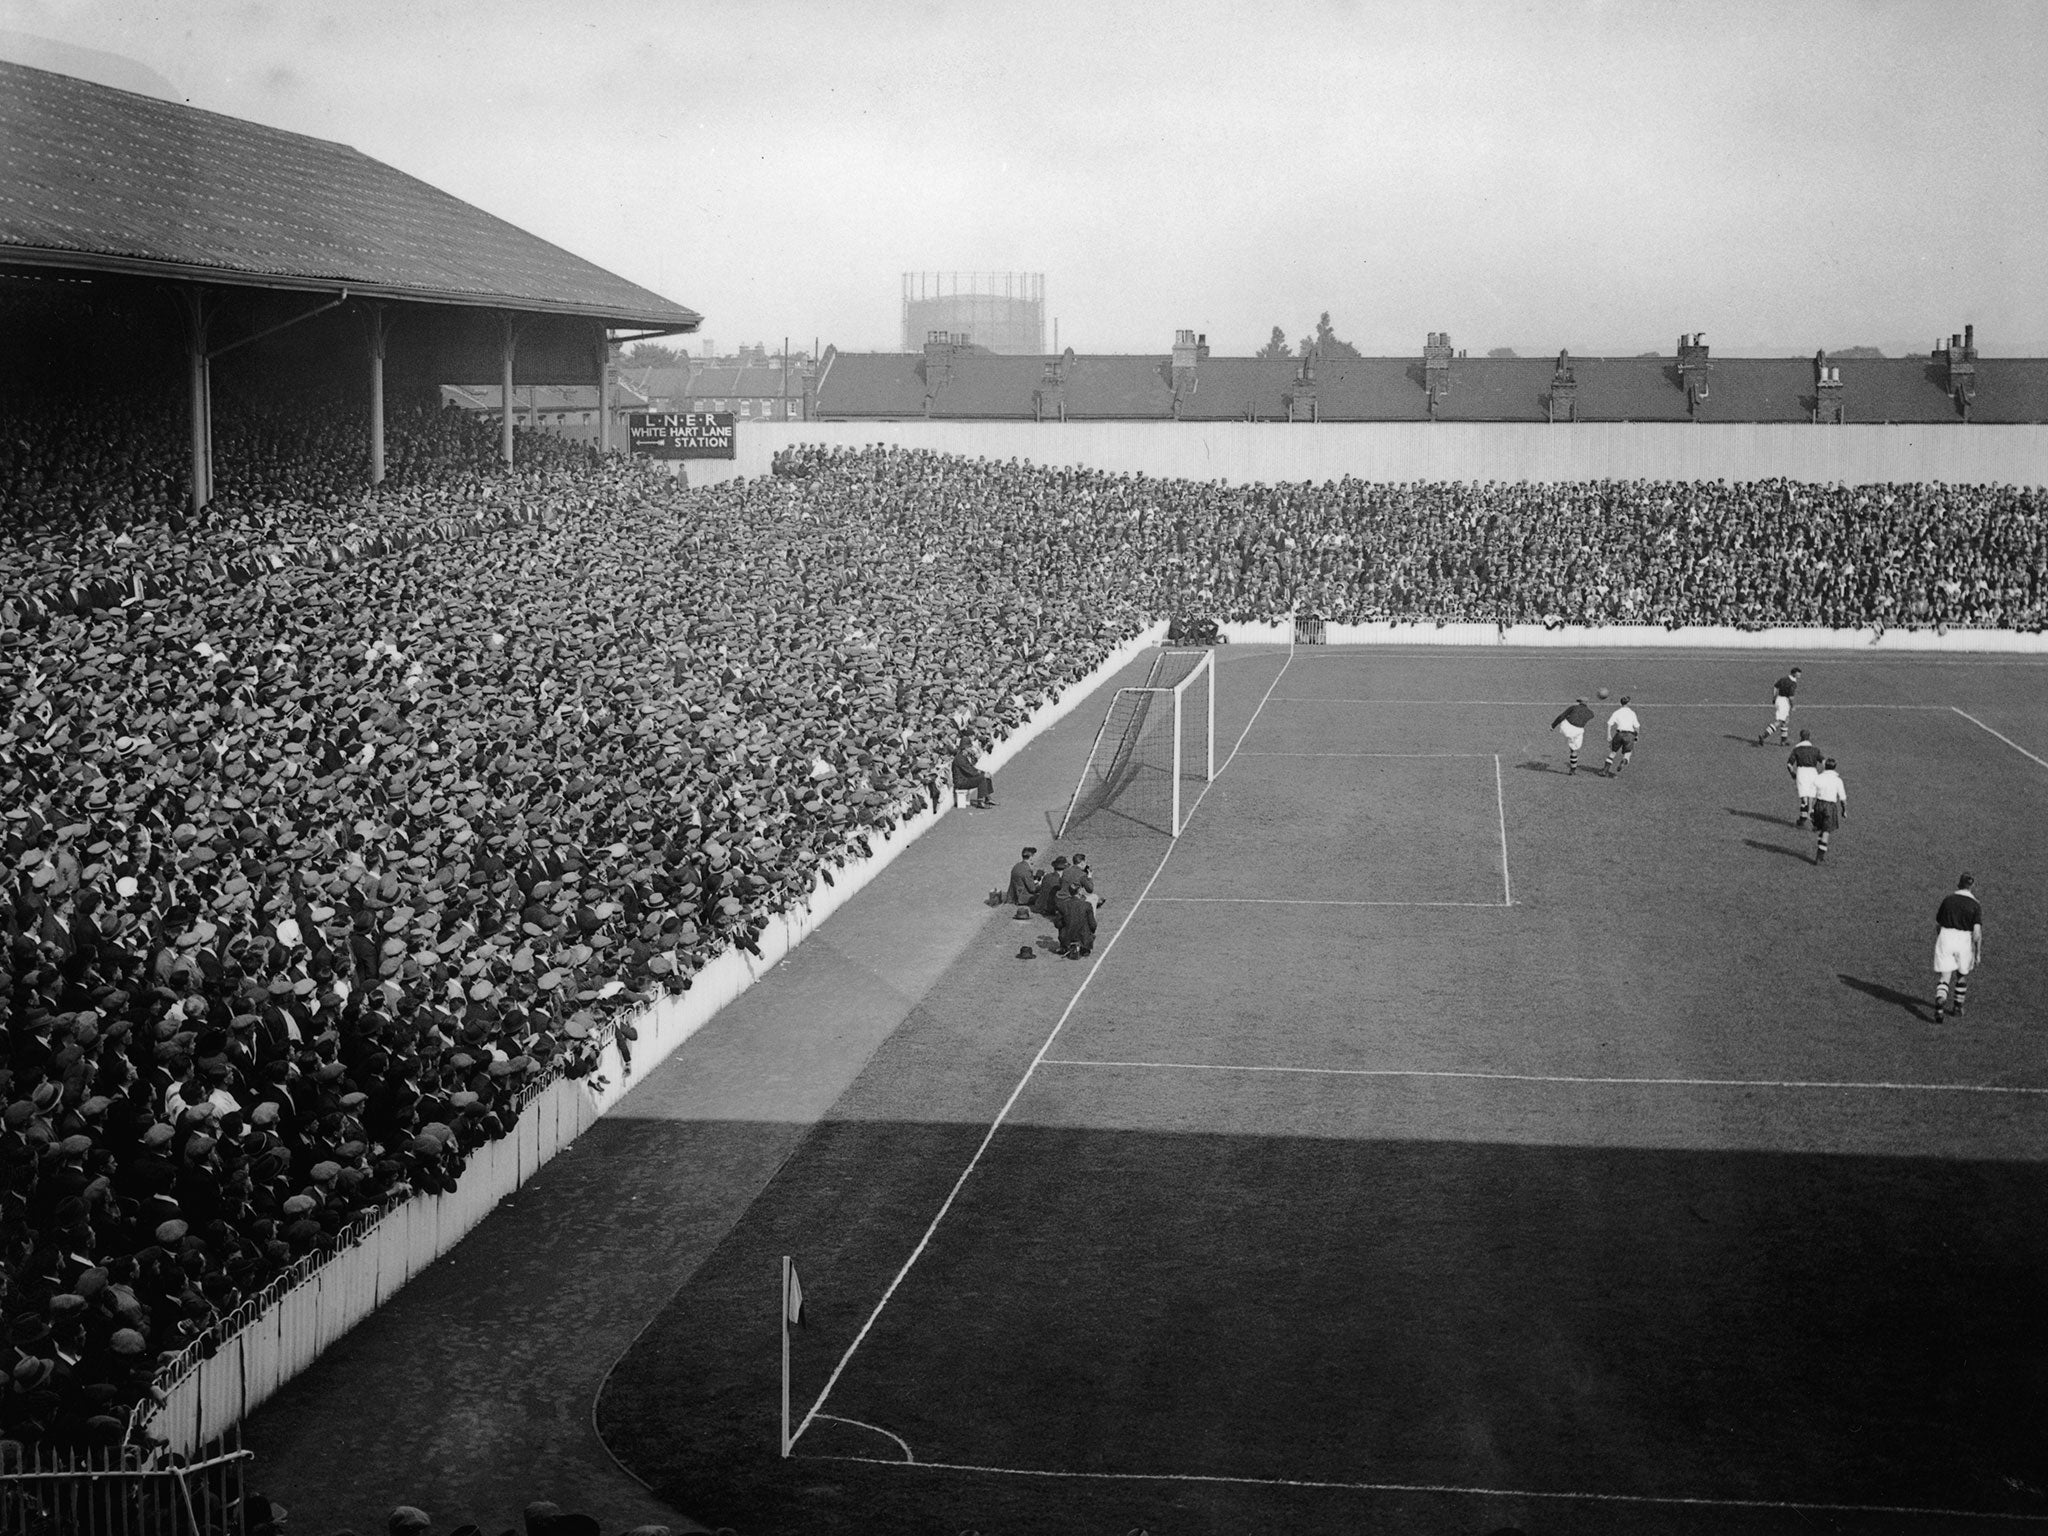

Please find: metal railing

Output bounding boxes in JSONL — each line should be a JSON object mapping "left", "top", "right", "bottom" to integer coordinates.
{"left": 0, "top": 1430, "right": 252, "bottom": 1536}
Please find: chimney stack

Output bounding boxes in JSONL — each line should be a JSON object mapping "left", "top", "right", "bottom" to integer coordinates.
{"left": 1286, "top": 350, "right": 1319, "bottom": 423}
{"left": 1548, "top": 349, "right": 1579, "bottom": 423}
{"left": 1941, "top": 324, "right": 1979, "bottom": 418}
{"left": 1676, "top": 331, "right": 1713, "bottom": 417}
{"left": 1813, "top": 350, "right": 1844, "bottom": 424}
{"left": 1423, "top": 332, "right": 1454, "bottom": 411}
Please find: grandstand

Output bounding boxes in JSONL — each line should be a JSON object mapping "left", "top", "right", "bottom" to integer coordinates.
{"left": 5, "top": 51, "right": 2048, "bottom": 1536}
{"left": 0, "top": 58, "right": 700, "bottom": 508}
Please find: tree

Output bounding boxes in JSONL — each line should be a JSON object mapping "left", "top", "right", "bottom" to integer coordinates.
{"left": 1833, "top": 345, "right": 1885, "bottom": 358}
{"left": 1254, "top": 326, "right": 1292, "bottom": 362}
{"left": 1298, "top": 312, "right": 1363, "bottom": 363}
{"left": 621, "top": 342, "right": 683, "bottom": 368}
{"left": 1487, "top": 347, "right": 1518, "bottom": 358}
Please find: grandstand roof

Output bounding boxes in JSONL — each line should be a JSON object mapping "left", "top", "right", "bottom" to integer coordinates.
{"left": 814, "top": 347, "right": 2048, "bottom": 424}
{"left": 0, "top": 60, "right": 700, "bottom": 331}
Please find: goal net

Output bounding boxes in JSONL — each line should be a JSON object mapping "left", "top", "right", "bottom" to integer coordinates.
{"left": 1056, "top": 649, "right": 1215, "bottom": 839}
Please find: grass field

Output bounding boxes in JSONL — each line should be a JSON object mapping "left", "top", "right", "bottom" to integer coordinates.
{"left": 599, "top": 644, "right": 2048, "bottom": 1536}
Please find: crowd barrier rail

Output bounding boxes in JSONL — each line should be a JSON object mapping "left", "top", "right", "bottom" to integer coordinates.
{"left": 141, "top": 624, "right": 1168, "bottom": 1454}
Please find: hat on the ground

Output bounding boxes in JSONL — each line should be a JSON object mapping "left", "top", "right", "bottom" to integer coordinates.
{"left": 1016, "top": 946, "right": 1036, "bottom": 960}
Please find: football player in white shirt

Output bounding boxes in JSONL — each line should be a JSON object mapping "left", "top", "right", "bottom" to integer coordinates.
{"left": 1602, "top": 696, "right": 1641, "bottom": 777}
{"left": 1811, "top": 757, "right": 1846, "bottom": 862}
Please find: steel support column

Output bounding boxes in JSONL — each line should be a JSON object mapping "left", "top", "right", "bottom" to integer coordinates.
{"left": 500, "top": 314, "right": 519, "bottom": 467}
{"left": 596, "top": 325, "right": 613, "bottom": 455}
{"left": 365, "top": 303, "right": 389, "bottom": 486}
{"left": 175, "top": 285, "right": 215, "bottom": 512}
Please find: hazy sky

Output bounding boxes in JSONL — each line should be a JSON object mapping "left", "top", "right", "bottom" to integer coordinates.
{"left": 4, "top": 0, "right": 2044, "bottom": 356}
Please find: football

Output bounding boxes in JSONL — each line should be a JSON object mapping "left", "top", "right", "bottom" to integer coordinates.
{"left": 1597, "top": 687, "right": 1610, "bottom": 699}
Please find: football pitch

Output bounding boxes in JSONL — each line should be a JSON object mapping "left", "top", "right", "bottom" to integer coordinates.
{"left": 600, "top": 644, "right": 2048, "bottom": 1536}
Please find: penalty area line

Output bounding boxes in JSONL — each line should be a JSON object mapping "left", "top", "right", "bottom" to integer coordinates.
{"left": 1272, "top": 697, "right": 1950, "bottom": 709}
{"left": 799, "top": 1454, "right": 2048, "bottom": 1523}
{"left": 1953, "top": 706, "right": 2048, "bottom": 771}
{"left": 1494, "top": 752, "right": 1512, "bottom": 906}
{"left": 1037, "top": 1057, "right": 2048, "bottom": 1096}
{"left": 1148, "top": 897, "right": 1507, "bottom": 908}
{"left": 1235, "top": 750, "right": 1495, "bottom": 757}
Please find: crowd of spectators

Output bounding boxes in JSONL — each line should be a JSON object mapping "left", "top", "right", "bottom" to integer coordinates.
{"left": 776, "top": 445, "right": 2048, "bottom": 631}
{"left": 1, "top": 399, "right": 1149, "bottom": 1448}
{"left": 6, "top": 413, "right": 2046, "bottom": 1454}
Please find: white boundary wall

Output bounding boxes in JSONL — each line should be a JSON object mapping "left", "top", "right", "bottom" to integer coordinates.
{"left": 1224, "top": 621, "right": 2048, "bottom": 653}
{"left": 146, "top": 623, "right": 1168, "bottom": 1453}
{"left": 690, "top": 421, "right": 2048, "bottom": 489}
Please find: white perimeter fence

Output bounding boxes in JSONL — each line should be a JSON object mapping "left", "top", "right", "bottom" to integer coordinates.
{"left": 145, "top": 623, "right": 1168, "bottom": 1453}
{"left": 689, "top": 420, "right": 2048, "bottom": 489}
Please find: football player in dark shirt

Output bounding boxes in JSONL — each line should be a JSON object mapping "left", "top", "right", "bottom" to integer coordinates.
{"left": 1786, "top": 730, "right": 1825, "bottom": 827}
{"left": 1758, "top": 666, "right": 1802, "bottom": 747}
{"left": 1932, "top": 873, "right": 1984, "bottom": 1023}
{"left": 1550, "top": 698, "right": 1596, "bottom": 775}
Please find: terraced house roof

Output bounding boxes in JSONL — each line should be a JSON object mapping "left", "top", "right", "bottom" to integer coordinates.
{"left": 815, "top": 347, "right": 2048, "bottom": 424}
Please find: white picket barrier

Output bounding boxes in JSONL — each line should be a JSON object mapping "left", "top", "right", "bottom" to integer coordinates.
{"left": 1224, "top": 619, "right": 2048, "bottom": 651}
{"left": 141, "top": 622, "right": 1166, "bottom": 1454}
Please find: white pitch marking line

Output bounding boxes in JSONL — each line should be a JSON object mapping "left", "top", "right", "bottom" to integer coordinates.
{"left": 1953, "top": 706, "right": 2048, "bottom": 770}
{"left": 1148, "top": 897, "right": 1508, "bottom": 909}
{"left": 1494, "top": 752, "right": 1512, "bottom": 906}
{"left": 1273, "top": 697, "right": 1949, "bottom": 709}
{"left": 1236, "top": 750, "right": 1494, "bottom": 757}
{"left": 1290, "top": 648, "right": 2048, "bottom": 669}
{"left": 810, "top": 1412, "right": 915, "bottom": 1463}
{"left": 1039, "top": 1057, "right": 2048, "bottom": 1097}
{"left": 792, "top": 641, "right": 1301, "bottom": 1448}
{"left": 801, "top": 1454, "right": 2048, "bottom": 1523}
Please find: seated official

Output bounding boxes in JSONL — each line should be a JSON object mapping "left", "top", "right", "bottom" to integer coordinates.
{"left": 1007, "top": 847, "right": 1043, "bottom": 910}
{"left": 952, "top": 737, "right": 997, "bottom": 808}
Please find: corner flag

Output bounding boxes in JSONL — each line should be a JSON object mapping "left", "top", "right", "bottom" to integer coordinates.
{"left": 781, "top": 1256, "right": 804, "bottom": 1456}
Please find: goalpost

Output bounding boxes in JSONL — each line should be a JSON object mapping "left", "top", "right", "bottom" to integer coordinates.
{"left": 1056, "top": 649, "right": 1216, "bottom": 839}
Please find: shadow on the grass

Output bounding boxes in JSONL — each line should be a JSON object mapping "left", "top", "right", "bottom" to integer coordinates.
{"left": 1514, "top": 759, "right": 1552, "bottom": 773}
{"left": 598, "top": 1121, "right": 2048, "bottom": 1536}
{"left": 1839, "top": 973, "right": 1932, "bottom": 1020}
{"left": 1744, "top": 837, "right": 1811, "bottom": 864}
{"left": 1726, "top": 807, "right": 1794, "bottom": 827}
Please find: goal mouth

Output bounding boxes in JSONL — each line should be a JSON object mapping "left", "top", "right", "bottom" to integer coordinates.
{"left": 1057, "top": 650, "right": 1215, "bottom": 840}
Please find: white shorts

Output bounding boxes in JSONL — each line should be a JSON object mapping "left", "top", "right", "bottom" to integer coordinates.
{"left": 1794, "top": 766, "right": 1819, "bottom": 798}
{"left": 1774, "top": 696, "right": 1792, "bottom": 722}
{"left": 1558, "top": 723, "right": 1585, "bottom": 751}
{"left": 1934, "top": 929, "right": 1975, "bottom": 975}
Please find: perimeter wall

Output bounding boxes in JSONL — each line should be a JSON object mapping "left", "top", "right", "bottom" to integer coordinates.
{"left": 688, "top": 421, "right": 2048, "bottom": 488}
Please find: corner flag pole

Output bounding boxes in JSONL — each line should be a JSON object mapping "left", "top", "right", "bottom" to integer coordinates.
{"left": 780, "top": 1256, "right": 806, "bottom": 1456}
{"left": 781, "top": 1256, "right": 792, "bottom": 1456}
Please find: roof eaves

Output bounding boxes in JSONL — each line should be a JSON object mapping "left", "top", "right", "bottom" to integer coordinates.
{"left": 0, "top": 245, "right": 702, "bottom": 331}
